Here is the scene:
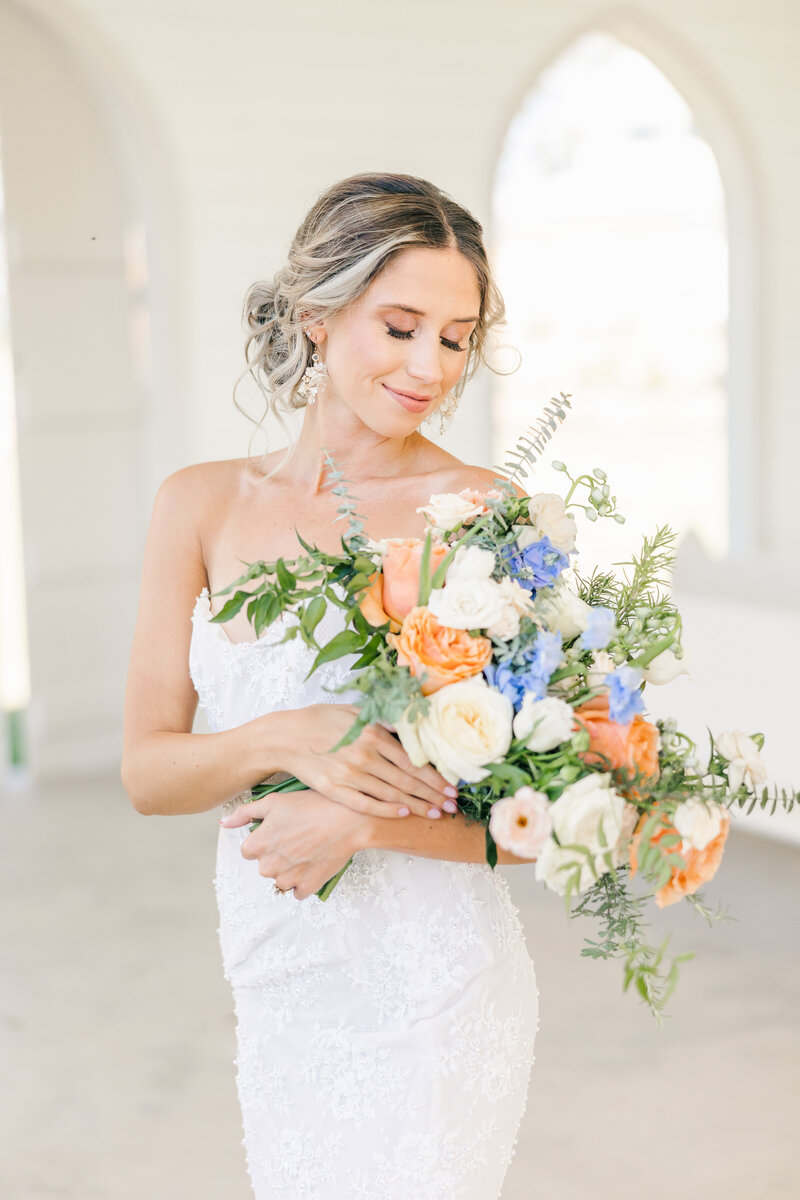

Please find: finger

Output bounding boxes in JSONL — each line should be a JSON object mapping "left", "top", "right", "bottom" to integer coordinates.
{"left": 375, "top": 738, "right": 459, "bottom": 802}
{"left": 351, "top": 766, "right": 446, "bottom": 819}
{"left": 219, "top": 796, "right": 273, "bottom": 828}
{"left": 328, "top": 784, "right": 417, "bottom": 820}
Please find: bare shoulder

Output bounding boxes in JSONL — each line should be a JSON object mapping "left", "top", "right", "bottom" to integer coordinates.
{"left": 437, "top": 458, "right": 528, "bottom": 502}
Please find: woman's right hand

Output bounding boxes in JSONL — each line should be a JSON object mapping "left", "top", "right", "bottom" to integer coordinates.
{"left": 279, "top": 703, "right": 459, "bottom": 820}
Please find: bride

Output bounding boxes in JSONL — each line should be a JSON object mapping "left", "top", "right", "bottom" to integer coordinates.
{"left": 122, "top": 172, "right": 539, "bottom": 1199}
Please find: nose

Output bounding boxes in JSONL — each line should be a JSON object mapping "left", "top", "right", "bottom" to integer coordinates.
{"left": 405, "top": 335, "right": 446, "bottom": 390}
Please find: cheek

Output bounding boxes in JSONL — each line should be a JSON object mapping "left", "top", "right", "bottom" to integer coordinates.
{"left": 329, "top": 324, "right": 402, "bottom": 386}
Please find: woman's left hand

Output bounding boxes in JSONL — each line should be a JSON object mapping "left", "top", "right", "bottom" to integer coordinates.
{"left": 219, "top": 788, "right": 371, "bottom": 900}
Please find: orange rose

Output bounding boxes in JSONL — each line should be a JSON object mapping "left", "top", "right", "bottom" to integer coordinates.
{"left": 381, "top": 538, "right": 450, "bottom": 625}
{"left": 357, "top": 571, "right": 401, "bottom": 633}
{"left": 387, "top": 605, "right": 493, "bottom": 695}
{"left": 573, "top": 694, "right": 660, "bottom": 800}
{"left": 629, "top": 802, "right": 730, "bottom": 907}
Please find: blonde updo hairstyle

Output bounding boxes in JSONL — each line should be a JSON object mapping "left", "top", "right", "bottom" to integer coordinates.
{"left": 236, "top": 172, "right": 506, "bottom": 476}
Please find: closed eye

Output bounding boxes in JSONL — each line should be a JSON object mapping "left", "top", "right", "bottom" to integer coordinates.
{"left": 386, "top": 324, "right": 467, "bottom": 353}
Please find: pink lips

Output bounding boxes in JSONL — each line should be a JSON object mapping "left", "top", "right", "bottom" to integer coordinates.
{"left": 382, "top": 383, "right": 436, "bottom": 413}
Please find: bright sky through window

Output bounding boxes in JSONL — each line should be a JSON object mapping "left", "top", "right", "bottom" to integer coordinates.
{"left": 492, "top": 32, "right": 728, "bottom": 573}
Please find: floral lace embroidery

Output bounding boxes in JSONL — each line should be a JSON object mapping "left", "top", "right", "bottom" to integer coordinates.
{"left": 191, "top": 588, "right": 538, "bottom": 1199}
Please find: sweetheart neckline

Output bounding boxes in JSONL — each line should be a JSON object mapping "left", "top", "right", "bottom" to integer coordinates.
{"left": 191, "top": 587, "right": 292, "bottom": 648}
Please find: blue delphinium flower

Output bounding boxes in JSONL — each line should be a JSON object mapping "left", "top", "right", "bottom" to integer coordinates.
{"left": 607, "top": 664, "right": 645, "bottom": 725}
{"left": 485, "top": 629, "right": 564, "bottom": 711}
{"left": 577, "top": 605, "right": 617, "bottom": 652}
{"left": 501, "top": 535, "right": 569, "bottom": 593}
{"left": 525, "top": 629, "right": 563, "bottom": 681}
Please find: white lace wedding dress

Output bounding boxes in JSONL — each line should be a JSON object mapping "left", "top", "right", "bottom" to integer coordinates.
{"left": 189, "top": 587, "right": 539, "bottom": 1200}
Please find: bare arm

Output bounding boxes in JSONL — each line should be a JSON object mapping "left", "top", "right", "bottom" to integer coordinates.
{"left": 121, "top": 467, "right": 456, "bottom": 818}
{"left": 360, "top": 809, "right": 536, "bottom": 866}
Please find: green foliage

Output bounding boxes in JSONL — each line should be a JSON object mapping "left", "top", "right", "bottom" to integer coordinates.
{"left": 571, "top": 869, "right": 693, "bottom": 1021}
{"left": 492, "top": 392, "right": 572, "bottom": 483}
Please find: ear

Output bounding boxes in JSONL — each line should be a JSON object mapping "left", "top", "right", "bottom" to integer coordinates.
{"left": 303, "top": 315, "right": 327, "bottom": 347}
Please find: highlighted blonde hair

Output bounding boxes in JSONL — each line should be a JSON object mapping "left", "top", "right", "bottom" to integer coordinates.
{"left": 235, "top": 172, "right": 506, "bottom": 476}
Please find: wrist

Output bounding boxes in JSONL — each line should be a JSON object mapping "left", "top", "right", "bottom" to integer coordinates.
{"left": 354, "top": 813, "right": 378, "bottom": 852}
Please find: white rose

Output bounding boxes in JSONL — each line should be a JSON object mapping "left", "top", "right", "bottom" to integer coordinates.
{"left": 445, "top": 544, "right": 496, "bottom": 584}
{"left": 495, "top": 574, "right": 538, "bottom": 617}
{"left": 489, "top": 788, "right": 553, "bottom": 858}
{"left": 416, "top": 489, "right": 488, "bottom": 534}
{"left": 534, "top": 773, "right": 627, "bottom": 895}
{"left": 532, "top": 578, "right": 593, "bottom": 640}
{"left": 396, "top": 677, "right": 514, "bottom": 786}
{"left": 715, "top": 729, "right": 769, "bottom": 794}
{"left": 641, "top": 647, "right": 694, "bottom": 685}
{"left": 516, "top": 493, "right": 578, "bottom": 554}
{"left": 427, "top": 578, "right": 507, "bottom": 630}
{"left": 485, "top": 605, "right": 521, "bottom": 641}
{"left": 586, "top": 650, "right": 617, "bottom": 690}
{"left": 672, "top": 797, "right": 725, "bottom": 852}
{"left": 513, "top": 695, "right": 576, "bottom": 752}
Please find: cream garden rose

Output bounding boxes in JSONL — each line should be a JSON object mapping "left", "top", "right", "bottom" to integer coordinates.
{"left": 534, "top": 772, "right": 628, "bottom": 895}
{"left": 514, "top": 493, "right": 578, "bottom": 554}
{"left": 396, "top": 677, "right": 514, "bottom": 785}
{"left": 585, "top": 649, "right": 617, "bottom": 690}
{"left": 513, "top": 695, "right": 576, "bottom": 752}
{"left": 416, "top": 489, "right": 489, "bottom": 534}
{"left": 532, "top": 577, "right": 593, "bottom": 640}
{"left": 489, "top": 787, "right": 553, "bottom": 858}
{"left": 427, "top": 578, "right": 507, "bottom": 631}
{"left": 715, "top": 729, "right": 768, "bottom": 794}
{"left": 444, "top": 544, "right": 496, "bottom": 584}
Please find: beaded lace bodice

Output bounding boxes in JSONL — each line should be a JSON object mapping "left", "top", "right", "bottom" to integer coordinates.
{"left": 189, "top": 588, "right": 539, "bottom": 1200}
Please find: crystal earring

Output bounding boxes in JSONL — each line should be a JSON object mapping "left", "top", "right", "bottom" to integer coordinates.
{"left": 297, "top": 348, "right": 328, "bottom": 406}
{"left": 423, "top": 391, "right": 458, "bottom": 435}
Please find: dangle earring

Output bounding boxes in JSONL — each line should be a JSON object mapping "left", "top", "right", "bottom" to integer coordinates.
{"left": 424, "top": 391, "right": 458, "bottom": 435}
{"left": 297, "top": 345, "right": 328, "bottom": 407}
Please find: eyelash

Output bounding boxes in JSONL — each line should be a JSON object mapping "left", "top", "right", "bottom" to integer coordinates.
{"left": 385, "top": 324, "right": 467, "bottom": 353}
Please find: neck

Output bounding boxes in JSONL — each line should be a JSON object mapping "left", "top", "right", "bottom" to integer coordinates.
{"left": 285, "top": 394, "right": 427, "bottom": 494}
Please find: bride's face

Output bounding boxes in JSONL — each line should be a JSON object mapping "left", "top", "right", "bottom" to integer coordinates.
{"left": 310, "top": 245, "right": 481, "bottom": 436}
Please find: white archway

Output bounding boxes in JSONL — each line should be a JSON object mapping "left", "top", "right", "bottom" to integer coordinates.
{"left": 488, "top": 7, "right": 760, "bottom": 563}
{"left": 0, "top": 0, "right": 186, "bottom": 777}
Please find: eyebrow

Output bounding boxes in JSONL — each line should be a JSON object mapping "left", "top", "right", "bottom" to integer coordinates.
{"left": 378, "top": 303, "right": 479, "bottom": 325}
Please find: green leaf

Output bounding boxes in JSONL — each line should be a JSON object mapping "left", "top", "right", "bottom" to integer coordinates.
{"left": 276, "top": 559, "right": 295, "bottom": 590}
{"left": 301, "top": 595, "right": 326, "bottom": 639}
{"left": 308, "top": 630, "right": 365, "bottom": 673}
{"left": 209, "top": 590, "right": 249, "bottom": 624}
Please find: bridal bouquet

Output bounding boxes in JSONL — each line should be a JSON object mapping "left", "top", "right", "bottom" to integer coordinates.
{"left": 213, "top": 396, "right": 797, "bottom": 1017}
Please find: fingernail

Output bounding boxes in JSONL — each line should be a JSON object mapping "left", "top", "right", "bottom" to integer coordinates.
{"left": 398, "top": 807, "right": 410, "bottom": 817}
{"left": 427, "top": 807, "right": 442, "bottom": 819}
{"left": 218, "top": 817, "right": 230, "bottom": 825}
{"left": 442, "top": 800, "right": 457, "bottom": 813}
{"left": 444, "top": 786, "right": 458, "bottom": 797}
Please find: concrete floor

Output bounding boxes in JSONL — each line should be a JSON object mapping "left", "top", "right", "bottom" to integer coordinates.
{"left": 0, "top": 775, "right": 798, "bottom": 1200}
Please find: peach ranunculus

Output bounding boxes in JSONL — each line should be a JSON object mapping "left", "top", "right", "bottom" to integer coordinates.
{"left": 387, "top": 605, "right": 493, "bottom": 695}
{"left": 628, "top": 801, "right": 730, "bottom": 907}
{"left": 381, "top": 538, "right": 450, "bottom": 626}
{"left": 573, "top": 694, "right": 660, "bottom": 800}
{"left": 357, "top": 571, "right": 401, "bottom": 634}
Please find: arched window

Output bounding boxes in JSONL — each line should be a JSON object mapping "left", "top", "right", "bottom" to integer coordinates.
{"left": 492, "top": 32, "right": 729, "bottom": 572}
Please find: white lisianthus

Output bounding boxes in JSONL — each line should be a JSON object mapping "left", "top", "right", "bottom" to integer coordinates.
{"left": 672, "top": 797, "right": 725, "bottom": 852}
{"left": 532, "top": 578, "right": 593, "bottom": 640}
{"left": 396, "top": 677, "right": 514, "bottom": 786}
{"left": 586, "top": 650, "right": 617, "bottom": 690}
{"left": 515, "top": 493, "right": 578, "bottom": 554}
{"left": 715, "top": 729, "right": 769, "bottom": 794}
{"left": 444, "top": 544, "right": 496, "bottom": 584}
{"left": 489, "top": 787, "right": 553, "bottom": 858}
{"left": 513, "top": 695, "right": 576, "bottom": 752}
{"left": 416, "top": 489, "right": 488, "bottom": 534}
{"left": 534, "top": 773, "right": 627, "bottom": 895}
{"left": 427, "top": 578, "right": 507, "bottom": 630}
{"left": 641, "top": 647, "right": 694, "bottom": 685}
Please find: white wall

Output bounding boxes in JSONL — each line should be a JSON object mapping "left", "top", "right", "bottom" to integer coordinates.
{"left": 3, "top": 0, "right": 798, "bottom": 837}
